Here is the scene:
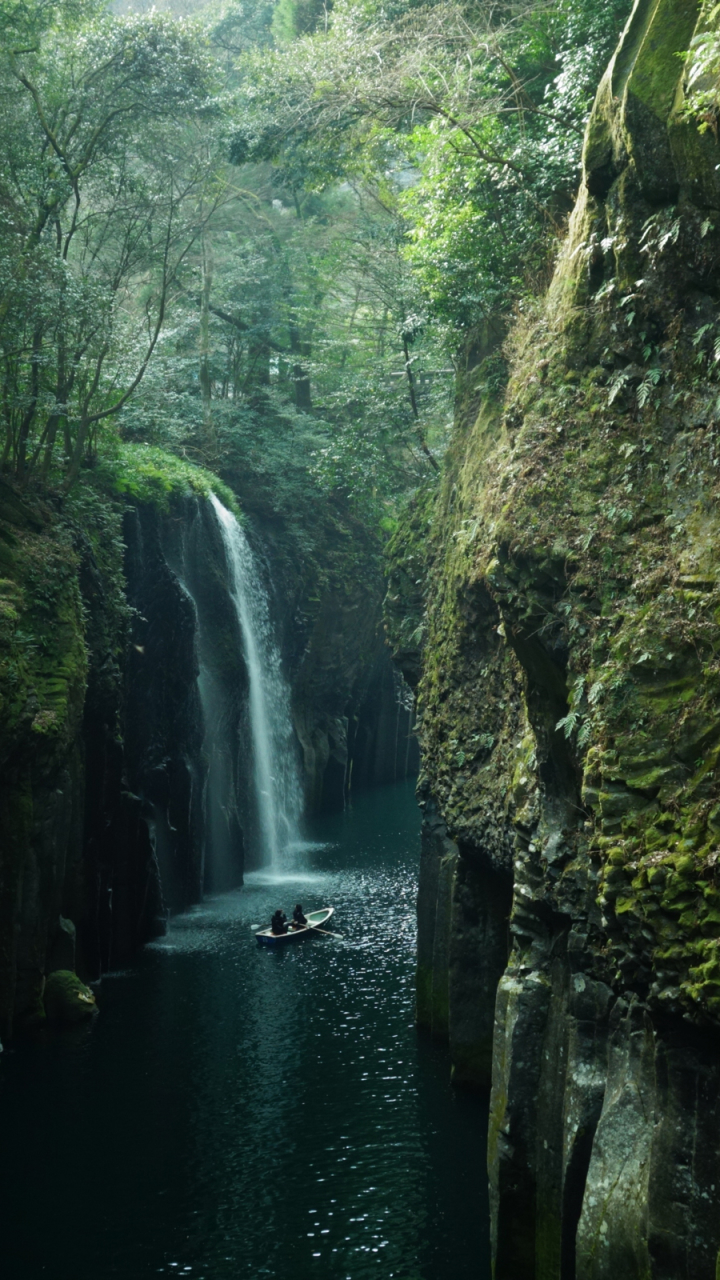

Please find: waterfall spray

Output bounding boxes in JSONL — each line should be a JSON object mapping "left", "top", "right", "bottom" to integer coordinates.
{"left": 209, "top": 494, "right": 302, "bottom": 871}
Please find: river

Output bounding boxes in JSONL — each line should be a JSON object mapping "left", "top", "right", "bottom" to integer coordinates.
{"left": 0, "top": 780, "right": 490, "bottom": 1279}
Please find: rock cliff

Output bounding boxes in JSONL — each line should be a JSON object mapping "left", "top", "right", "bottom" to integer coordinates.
{"left": 224, "top": 459, "right": 418, "bottom": 812}
{"left": 387, "top": 1, "right": 720, "bottom": 1273}
{"left": 0, "top": 477, "right": 214, "bottom": 1038}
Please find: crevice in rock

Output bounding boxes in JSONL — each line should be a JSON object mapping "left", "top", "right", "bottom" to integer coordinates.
{"left": 560, "top": 1118, "right": 599, "bottom": 1280}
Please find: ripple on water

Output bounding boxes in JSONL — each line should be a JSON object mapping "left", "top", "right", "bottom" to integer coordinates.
{"left": 0, "top": 781, "right": 490, "bottom": 1280}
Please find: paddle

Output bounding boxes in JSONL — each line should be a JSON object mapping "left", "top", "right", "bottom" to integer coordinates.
{"left": 250, "top": 922, "right": 344, "bottom": 939}
{"left": 308, "top": 924, "right": 344, "bottom": 939}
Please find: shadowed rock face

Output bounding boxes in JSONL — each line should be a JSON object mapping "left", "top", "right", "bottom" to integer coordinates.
{"left": 387, "top": 0, "right": 720, "bottom": 1273}
{"left": 0, "top": 490, "right": 209, "bottom": 1037}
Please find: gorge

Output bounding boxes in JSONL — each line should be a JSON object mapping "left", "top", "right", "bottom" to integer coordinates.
{"left": 4, "top": 0, "right": 720, "bottom": 1276}
{"left": 0, "top": 469, "right": 418, "bottom": 1037}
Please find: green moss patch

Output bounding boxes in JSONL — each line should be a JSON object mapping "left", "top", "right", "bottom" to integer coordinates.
{"left": 90, "top": 442, "right": 240, "bottom": 516}
{"left": 44, "top": 970, "right": 97, "bottom": 1026}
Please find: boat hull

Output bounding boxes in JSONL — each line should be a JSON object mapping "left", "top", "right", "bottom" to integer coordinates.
{"left": 256, "top": 908, "right": 334, "bottom": 946}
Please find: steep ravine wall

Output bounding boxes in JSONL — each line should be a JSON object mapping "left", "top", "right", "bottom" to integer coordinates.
{"left": 0, "top": 484, "right": 216, "bottom": 1039}
{"left": 387, "top": 1, "right": 720, "bottom": 1275}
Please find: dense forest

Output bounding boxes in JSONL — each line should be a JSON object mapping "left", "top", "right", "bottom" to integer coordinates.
{"left": 6, "top": 0, "right": 720, "bottom": 1276}
{"left": 1, "top": 0, "right": 628, "bottom": 509}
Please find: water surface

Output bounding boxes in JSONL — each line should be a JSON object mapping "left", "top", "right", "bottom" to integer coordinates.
{"left": 0, "top": 781, "right": 490, "bottom": 1279}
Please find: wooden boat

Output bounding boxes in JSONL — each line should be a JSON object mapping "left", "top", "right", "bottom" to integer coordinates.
{"left": 256, "top": 908, "right": 334, "bottom": 946}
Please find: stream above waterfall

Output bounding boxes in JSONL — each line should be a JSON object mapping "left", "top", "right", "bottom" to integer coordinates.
{"left": 0, "top": 780, "right": 489, "bottom": 1280}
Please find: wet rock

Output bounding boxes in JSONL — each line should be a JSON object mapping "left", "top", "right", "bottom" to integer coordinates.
{"left": 416, "top": 802, "right": 457, "bottom": 1036}
{"left": 43, "top": 971, "right": 97, "bottom": 1027}
{"left": 448, "top": 852, "right": 512, "bottom": 1088}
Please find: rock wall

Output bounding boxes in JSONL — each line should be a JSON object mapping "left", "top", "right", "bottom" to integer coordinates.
{"left": 0, "top": 485, "right": 214, "bottom": 1037}
{"left": 387, "top": 0, "right": 720, "bottom": 1273}
{"left": 0, "top": 481, "right": 88, "bottom": 1037}
{"left": 224, "top": 461, "right": 419, "bottom": 813}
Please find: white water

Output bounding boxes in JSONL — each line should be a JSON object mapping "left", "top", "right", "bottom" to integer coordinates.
{"left": 209, "top": 494, "right": 302, "bottom": 872}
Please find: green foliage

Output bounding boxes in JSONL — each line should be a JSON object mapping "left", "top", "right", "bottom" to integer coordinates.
{"left": 89, "top": 442, "right": 240, "bottom": 515}
{"left": 0, "top": 0, "right": 224, "bottom": 482}
{"left": 0, "top": 0, "right": 634, "bottom": 557}
{"left": 682, "top": 1, "right": 720, "bottom": 129}
{"left": 398, "top": 0, "right": 633, "bottom": 331}
{"left": 272, "top": 0, "right": 328, "bottom": 42}
{"left": 118, "top": 153, "right": 448, "bottom": 530}
{"left": 233, "top": 0, "right": 632, "bottom": 340}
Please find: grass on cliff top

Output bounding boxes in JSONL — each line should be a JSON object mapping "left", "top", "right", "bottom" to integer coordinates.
{"left": 89, "top": 442, "right": 241, "bottom": 518}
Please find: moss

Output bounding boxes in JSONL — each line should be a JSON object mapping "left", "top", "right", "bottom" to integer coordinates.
{"left": 625, "top": 0, "right": 700, "bottom": 122}
{"left": 0, "top": 504, "right": 87, "bottom": 765}
{"left": 0, "top": 440, "right": 247, "bottom": 1034}
{"left": 487, "top": 1083, "right": 508, "bottom": 1172}
{"left": 43, "top": 970, "right": 97, "bottom": 1026}
{"left": 88, "top": 441, "right": 240, "bottom": 517}
{"left": 384, "top": 484, "right": 439, "bottom": 689}
{"left": 407, "top": 0, "right": 720, "bottom": 1024}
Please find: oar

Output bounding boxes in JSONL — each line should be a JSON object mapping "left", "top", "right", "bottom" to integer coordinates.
{"left": 308, "top": 924, "right": 344, "bottom": 939}
{"left": 249, "top": 922, "right": 344, "bottom": 938}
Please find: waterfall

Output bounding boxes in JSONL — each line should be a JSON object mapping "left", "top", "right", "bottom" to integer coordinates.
{"left": 209, "top": 494, "right": 302, "bottom": 872}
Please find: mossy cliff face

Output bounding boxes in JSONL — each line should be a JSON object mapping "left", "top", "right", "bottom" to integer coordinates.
{"left": 388, "top": 1, "right": 720, "bottom": 1273}
{"left": 0, "top": 481, "right": 87, "bottom": 1036}
{"left": 0, "top": 474, "right": 215, "bottom": 1039}
{"left": 0, "top": 448, "right": 413, "bottom": 1037}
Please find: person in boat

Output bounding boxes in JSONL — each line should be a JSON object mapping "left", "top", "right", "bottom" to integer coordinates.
{"left": 291, "top": 904, "right": 308, "bottom": 930}
{"left": 270, "top": 909, "right": 288, "bottom": 935}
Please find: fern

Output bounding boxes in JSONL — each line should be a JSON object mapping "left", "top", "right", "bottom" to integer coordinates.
{"left": 555, "top": 709, "right": 579, "bottom": 737}
{"left": 637, "top": 367, "right": 662, "bottom": 407}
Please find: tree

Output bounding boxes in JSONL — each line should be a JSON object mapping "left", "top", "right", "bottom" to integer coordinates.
{"left": 118, "top": 160, "right": 449, "bottom": 524}
{"left": 0, "top": 1, "right": 224, "bottom": 481}
{"left": 232, "top": 0, "right": 633, "bottom": 343}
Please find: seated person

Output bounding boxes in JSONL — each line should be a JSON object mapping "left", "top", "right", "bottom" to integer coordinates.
{"left": 291, "top": 903, "right": 308, "bottom": 929}
{"left": 270, "top": 909, "right": 288, "bottom": 935}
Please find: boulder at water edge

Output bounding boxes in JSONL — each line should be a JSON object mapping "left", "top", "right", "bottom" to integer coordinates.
{"left": 44, "top": 971, "right": 98, "bottom": 1027}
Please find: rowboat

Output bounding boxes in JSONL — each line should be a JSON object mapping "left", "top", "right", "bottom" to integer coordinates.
{"left": 255, "top": 908, "right": 334, "bottom": 947}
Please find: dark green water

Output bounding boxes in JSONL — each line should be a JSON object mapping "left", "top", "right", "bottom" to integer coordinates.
{"left": 0, "top": 780, "right": 490, "bottom": 1280}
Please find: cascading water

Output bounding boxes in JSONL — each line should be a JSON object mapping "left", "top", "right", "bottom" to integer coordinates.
{"left": 209, "top": 494, "right": 302, "bottom": 872}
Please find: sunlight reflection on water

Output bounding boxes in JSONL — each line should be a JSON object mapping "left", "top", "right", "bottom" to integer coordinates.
{"left": 0, "top": 780, "right": 490, "bottom": 1280}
